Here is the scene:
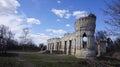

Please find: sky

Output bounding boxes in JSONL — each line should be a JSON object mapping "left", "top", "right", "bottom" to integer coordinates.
{"left": 0, "top": 0, "right": 112, "bottom": 46}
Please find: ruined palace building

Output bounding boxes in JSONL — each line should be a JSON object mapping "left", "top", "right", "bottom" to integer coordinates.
{"left": 47, "top": 14, "right": 106, "bottom": 58}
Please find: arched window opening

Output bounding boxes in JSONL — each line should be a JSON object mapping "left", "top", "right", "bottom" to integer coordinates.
{"left": 82, "top": 33, "right": 88, "bottom": 48}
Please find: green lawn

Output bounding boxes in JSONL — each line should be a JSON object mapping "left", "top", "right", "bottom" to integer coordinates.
{"left": 0, "top": 52, "right": 120, "bottom": 67}
{"left": 19, "top": 53, "right": 83, "bottom": 67}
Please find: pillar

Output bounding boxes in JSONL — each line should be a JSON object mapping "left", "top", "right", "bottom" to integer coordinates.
{"left": 50, "top": 43, "right": 52, "bottom": 54}
{"left": 76, "top": 36, "right": 80, "bottom": 50}
{"left": 87, "top": 37, "right": 90, "bottom": 48}
{"left": 54, "top": 42, "right": 56, "bottom": 50}
{"left": 80, "top": 36, "right": 82, "bottom": 49}
{"left": 66, "top": 40, "right": 69, "bottom": 55}
{"left": 48, "top": 44, "right": 49, "bottom": 50}
{"left": 58, "top": 41, "right": 62, "bottom": 51}
{"left": 74, "top": 39, "right": 76, "bottom": 55}
{"left": 72, "top": 39, "right": 75, "bottom": 55}
{"left": 61, "top": 41, "right": 64, "bottom": 51}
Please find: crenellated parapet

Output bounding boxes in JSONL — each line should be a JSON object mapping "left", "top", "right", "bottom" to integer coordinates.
{"left": 75, "top": 14, "right": 96, "bottom": 32}
{"left": 47, "top": 38, "right": 60, "bottom": 43}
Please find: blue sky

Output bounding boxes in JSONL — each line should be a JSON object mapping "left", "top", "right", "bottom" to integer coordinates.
{"left": 0, "top": 0, "right": 112, "bottom": 45}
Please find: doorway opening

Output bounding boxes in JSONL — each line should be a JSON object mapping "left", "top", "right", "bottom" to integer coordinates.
{"left": 82, "top": 33, "right": 88, "bottom": 48}
{"left": 64, "top": 41, "right": 67, "bottom": 54}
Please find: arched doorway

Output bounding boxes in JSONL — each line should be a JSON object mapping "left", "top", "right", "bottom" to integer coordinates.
{"left": 82, "top": 33, "right": 88, "bottom": 48}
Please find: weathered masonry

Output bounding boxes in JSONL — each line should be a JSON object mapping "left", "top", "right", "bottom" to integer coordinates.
{"left": 47, "top": 14, "right": 106, "bottom": 58}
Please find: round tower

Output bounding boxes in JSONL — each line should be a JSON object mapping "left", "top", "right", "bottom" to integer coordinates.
{"left": 75, "top": 14, "right": 96, "bottom": 58}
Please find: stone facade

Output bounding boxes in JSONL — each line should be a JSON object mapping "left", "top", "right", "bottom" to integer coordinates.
{"left": 47, "top": 14, "right": 105, "bottom": 58}
{"left": 97, "top": 39, "right": 107, "bottom": 57}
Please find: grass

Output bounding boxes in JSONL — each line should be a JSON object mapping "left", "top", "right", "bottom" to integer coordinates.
{"left": 20, "top": 54, "right": 77, "bottom": 61}
{"left": 0, "top": 57, "right": 24, "bottom": 67}
{"left": 19, "top": 53, "right": 82, "bottom": 67}
{"left": 0, "top": 52, "right": 120, "bottom": 67}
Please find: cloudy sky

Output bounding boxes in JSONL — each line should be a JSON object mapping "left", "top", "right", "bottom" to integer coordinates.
{"left": 0, "top": 0, "right": 112, "bottom": 45}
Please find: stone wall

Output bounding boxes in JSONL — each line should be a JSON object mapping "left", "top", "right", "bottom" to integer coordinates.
{"left": 47, "top": 14, "right": 100, "bottom": 58}
{"left": 97, "top": 40, "right": 107, "bottom": 57}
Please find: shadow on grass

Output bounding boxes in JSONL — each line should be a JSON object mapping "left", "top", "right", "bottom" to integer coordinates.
{"left": 0, "top": 52, "right": 19, "bottom": 57}
{"left": 96, "top": 56, "right": 120, "bottom": 67}
{"left": 96, "top": 56, "right": 120, "bottom": 61}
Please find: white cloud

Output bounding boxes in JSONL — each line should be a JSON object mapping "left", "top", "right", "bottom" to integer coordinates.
{"left": 51, "top": 9, "right": 88, "bottom": 19}
{"left": 56, "top": 19, "right": 60, "bottom": 22}
{"left": 51, "top": 8, "right": 71, "bottom": 19}
{"left": 0, "top": 0, "right": 20, "bottom": 15}
{"left": 51, "top": 8, "right": 68, "bottom": 18}
{"left": 0, "top": 14, "right": 27, "bottom": 32}
{"left": 0, "top": 0, "right": 42, "bottom": 45}
{"left": 65, "top": 14, "right": 71, "bottom": 19}
{"left": 16, "top": 33, "right": 50, "bottom": 46}
{"left": 0, "top": 0, "right": 26, "bottom": 33}
{"left": 73, "top": 11, "right": 88, "bottom": 19}
{"left": 31, "top": 33, "right": 50, "bottom": 45}
{"left": 46, "top": 29, "right": 67, "bottom": 34}
{"left": 57, "top": 1, "right": 61, "bottom": 4}
{"left": 27, "top": 18, "right": 41, "bottom": 25}
{"left": 0, "top": 0, "right": 41, "bottom": 32}
{"left": 66, "top": 24, "right": 70, "bottom": 27}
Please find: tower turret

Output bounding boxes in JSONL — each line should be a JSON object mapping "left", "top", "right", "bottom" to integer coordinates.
{"left": 75, "top": 13, "right": 96, "bottom": 58}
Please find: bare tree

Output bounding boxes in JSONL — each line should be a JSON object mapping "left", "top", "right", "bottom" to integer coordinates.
{"left": 104, "top": 0, "right": 120, "bottom": 35}
{"left": 0, "top": 25, "right": 8, "bottom": 53}
{"left": 7, "top": 31, "right": 14, "bottom": 40}
{"left": 39, "top": 43, "right": 44, "bottom": 51}
{"left": 20, "top": 28, "right": 30, "bottom": 44}
{"left": 0, "top": 25, "right": 9, "bottom": 38}
{"left": 19, "top": 28, "right": 35, "bottom": 51}
{"left": 114, "top": 37, "right": 120, "bottom": 50}
{"left": 27, "top": 38, "right": 34, "bottom": 45}
{"left": 95, "top": 31, "right": 107, "bottom": 41}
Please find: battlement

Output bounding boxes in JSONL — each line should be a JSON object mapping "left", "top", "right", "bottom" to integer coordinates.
{"left": 64, "top": 33, "right": 71, "bottom": 36}
{"left": 88, "top": 13, "right": 96, "bottom": 18}
{"left": 75, "top": 14, "right": 96, "bottom": 25}
{"left": 47, "top": 38, "right": 60, "bottom": 42}
{"left": 74, "top": 13, "right": 96, "bottom": 31}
